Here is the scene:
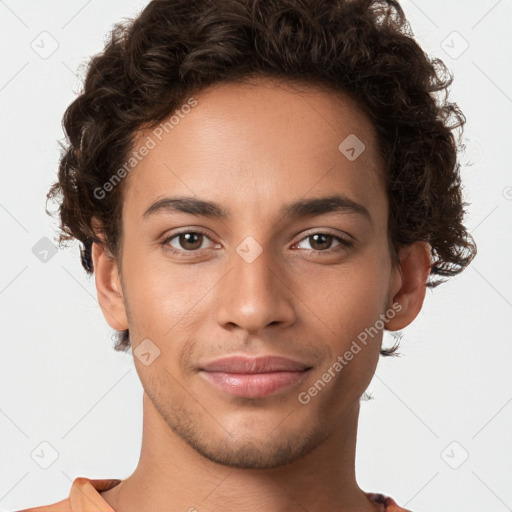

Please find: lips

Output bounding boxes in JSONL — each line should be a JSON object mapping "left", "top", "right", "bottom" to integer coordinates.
{"left": 201, "top": 355, "right": 310, "bottom": 373}
{"left": 199, "top": 356, "right": 312, "bottom": 398}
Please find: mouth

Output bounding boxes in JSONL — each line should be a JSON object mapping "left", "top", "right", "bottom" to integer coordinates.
{"left": 199, "top": 355, "right": 312, "bottom": 398}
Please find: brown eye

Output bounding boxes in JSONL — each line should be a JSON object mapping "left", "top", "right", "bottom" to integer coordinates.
{"left": 163, "top": 231, "right": 216, "bottom": 253}
{"left": 308, "top": 233, "right": 334, "bottom": 251}
{"left": 175, "top": 232, "right": 204, "bottom": 250}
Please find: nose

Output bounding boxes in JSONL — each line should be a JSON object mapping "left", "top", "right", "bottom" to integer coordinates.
{"left": 215, "top": 240, "right": 296, "bottom": 334}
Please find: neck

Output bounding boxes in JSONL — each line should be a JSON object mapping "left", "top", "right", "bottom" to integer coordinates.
{"left": 101, "top": 392, "right": 375, "bottom": 512}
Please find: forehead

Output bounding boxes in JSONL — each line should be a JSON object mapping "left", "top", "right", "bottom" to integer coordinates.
{"left": 124, "top": 77, "right": 387, "bottom": 226}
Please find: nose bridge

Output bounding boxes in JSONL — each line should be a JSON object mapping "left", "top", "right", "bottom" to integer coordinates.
{"left": 215, "top": 236, "right": 295, "bottom": 332}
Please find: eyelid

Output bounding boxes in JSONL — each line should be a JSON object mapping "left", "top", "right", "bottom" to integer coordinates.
{"left": 294, "top": 227, "right": 355, "bottom": 244}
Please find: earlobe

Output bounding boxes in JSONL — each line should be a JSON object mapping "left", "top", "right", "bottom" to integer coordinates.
{"left": 385, "top": 241, "right": 432, "bottom": 331}
{"left": 91, "top": 240, "right": 129, "bottom": 331}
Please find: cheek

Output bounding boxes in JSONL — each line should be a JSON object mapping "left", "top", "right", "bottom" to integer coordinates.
{"left": 121, "top": 252, "right": 224, "bottom": 374}
{"left": 122, "top": 245, "right": 206, "bottom": 323}
{"left": 298, "top": 255, "right": 390, "bottom": 332}
{"left": 297, "top": 253, "right": 391, "bottom": 375}
{"left": 308, "top": 271, "right": 387, "bottom": 401}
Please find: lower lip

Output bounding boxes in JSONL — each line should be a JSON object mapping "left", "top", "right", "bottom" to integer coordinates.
{"left": 200, "top": 370, "right": 310, "bottom": 398}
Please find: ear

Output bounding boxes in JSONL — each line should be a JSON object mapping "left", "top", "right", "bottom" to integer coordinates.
{"left": 91, "top": 236, "right": 128, "bottom": 332}
{"left": 385, "top": 241, "right": 432, "bottom": 331}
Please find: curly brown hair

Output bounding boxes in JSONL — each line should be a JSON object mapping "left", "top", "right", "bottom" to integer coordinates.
{"left": 47, "top": 0, "right": 476, "bottom": 354}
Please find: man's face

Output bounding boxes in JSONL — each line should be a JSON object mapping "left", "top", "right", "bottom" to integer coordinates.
{"left": 114, "top": 77, "right": 401, "bottom": 468}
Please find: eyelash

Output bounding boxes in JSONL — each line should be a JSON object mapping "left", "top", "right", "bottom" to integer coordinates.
{"left": 160, "top": 229, "right": 353, "bottom": 258}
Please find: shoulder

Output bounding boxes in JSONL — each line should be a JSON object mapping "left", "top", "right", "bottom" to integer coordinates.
{"left": 14, "top": 476, "right": 120, "bottom": 512}
{"left": 16, "top": 497, "right": 72, "bottom": 512}
{"left": 365, "top": 492, "right": 413, "bottom": 512}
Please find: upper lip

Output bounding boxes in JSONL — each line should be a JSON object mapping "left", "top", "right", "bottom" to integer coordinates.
{"left": 200, "top": 356, "right": 311, "bottom": 373}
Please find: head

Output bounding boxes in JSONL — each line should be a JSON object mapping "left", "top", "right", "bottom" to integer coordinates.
{"left": 48, "top": 0, "right": 476, "bottom": 469}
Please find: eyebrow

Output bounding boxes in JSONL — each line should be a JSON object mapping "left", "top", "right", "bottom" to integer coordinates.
{"left": 142, "top": 194, "right": 371, "bottom": 222}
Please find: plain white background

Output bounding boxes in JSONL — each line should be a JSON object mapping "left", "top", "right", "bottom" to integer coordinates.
{"left": 0, "top": 1, "right": 511, "bottom": 511}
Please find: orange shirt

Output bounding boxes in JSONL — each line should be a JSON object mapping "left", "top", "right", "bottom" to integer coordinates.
{"left": 17, "top": 477, "right": 412, "bottom": 511}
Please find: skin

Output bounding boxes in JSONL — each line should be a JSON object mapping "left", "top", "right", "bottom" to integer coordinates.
{"left": 92, "top": 76, "right": 431, "bottom": 512}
